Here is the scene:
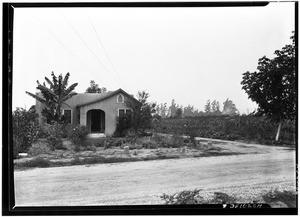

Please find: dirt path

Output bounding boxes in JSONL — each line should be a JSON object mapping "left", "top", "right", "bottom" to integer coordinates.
{"left": 14, "top": 142, "right": 296, "bottom": 206}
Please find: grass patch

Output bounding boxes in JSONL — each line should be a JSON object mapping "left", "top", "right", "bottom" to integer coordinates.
{"left": 15, "top": 157, "right": 51, "bottom": 169}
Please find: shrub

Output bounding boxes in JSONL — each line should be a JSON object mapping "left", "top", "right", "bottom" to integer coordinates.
{"left": 13, "top": 140, "right": 21, "bottom": 159}
{"left": 68, "top": 125, "right": 89, "bottom": 151}
{"left": 209, "top": 192, "right": 237, "bottom": 204}
{"left": 28, "top": 141, "right": 51, "bottom": 155}
{"left": 115, "top": 114, "right": 132, "bottom": 137}
{"left": 151, "top": 134, "right": 184, "bottom": 148}
{"left": 41, "top": 123, "right": 64, "bottom": 138}
{"left": 12, "top": 106, "right": 40, "bottom": 155}
{"left": 46, "top": 136, "right": 64, "bottom": 151}
{"left": 160, "top": 189, "right": 237, "bottom": 205}
{"left": 141, "top": 140, "right": 158, "bottom": 149}
{"left": 160, "top": 189, "right": 205, "bottom": 204}
{"left": 262, "top": 189, "right": 297, "bottom": 208}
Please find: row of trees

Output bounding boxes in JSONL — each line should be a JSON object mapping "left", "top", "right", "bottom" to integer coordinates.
{"left": 155, "top": 98, "right": 239, "bottom": 118}
{"left": 19, "top": 31, "right": 295, "bottom": 142}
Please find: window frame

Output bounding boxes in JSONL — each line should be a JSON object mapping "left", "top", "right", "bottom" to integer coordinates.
{"left": 117, "top": 94, "right": 125, "bottom": 103}
{"left": 62, "top": 109, "right": 72, "bottom": 124}
{"left": 118, "top": 108, "right": 133, "bottom": 117}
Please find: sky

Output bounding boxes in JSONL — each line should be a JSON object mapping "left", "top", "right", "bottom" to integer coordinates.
{"left": 12, "top": 2, "right": 295, "bottom": 114}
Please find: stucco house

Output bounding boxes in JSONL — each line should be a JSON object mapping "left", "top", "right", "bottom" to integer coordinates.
{"left": 36, "top": 88, "right": 139, "bottom": 136}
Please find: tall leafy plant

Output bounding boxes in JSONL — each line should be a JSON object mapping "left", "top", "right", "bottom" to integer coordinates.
{"left": 13, "top": 106, "right": 39, "bottom": 157}
{"left": 241, "top": 33, "right": 296, "bottom": 141}
{"left": 26, "top": 72, "right": 78, "bottom": 124}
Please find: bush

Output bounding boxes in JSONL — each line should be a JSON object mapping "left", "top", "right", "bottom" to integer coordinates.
{"left": 151, "top": 134, "right": 184, "bottom": 148}
{"left": 40, "top": 123, "right": 64, "bottom": 138}
{"left": 262, "top": 189, "right": 297, "bottom": 208}
{"left": 46, "top": 136, "right": 64, "bottom": 151}
{"left": 160, "top": 189, "right": 205, "bottom": 204}
{"left": 141, "top": 140, "right": 158, "bottom": 149}
{"left": 115, "top": 114, "right": 132, "bottom": 137}
{"left": 28, "top": 141, "right": 51, "bottom": 155}
{"left": 68, "top": 125, "right": 89, "bottom": 151}
{"left": 160, "top": 189, "right": 237, "bottom": 205}
{"left": 13, "top": 140, "right": 21, "bottom": 159}
{"left": 13, "top": 106, "right": 40, "bottom": 155}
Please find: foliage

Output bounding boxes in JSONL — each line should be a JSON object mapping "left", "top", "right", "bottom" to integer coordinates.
{"left": 156, "top": 103, "right": 168, "bottom": 118}
{"left": 241, "top": 33, "right": 296, "bottom": 140}
{"left": 204, "top": 100, "right": 211, "bottom": 115}
{"left": 154, "top": 116, "right": 295, "bottom": 145}
{"left": 85, "top": 80, "right": 107, "bottom": 94}
{"left": 116, "top": 90, "right": 156, "bottom": 136}
{"left": 160, "top": 189, "right": 237, "bottom": 205}
{"left": 25, "top": 72, "right": 78, "bottom": 124}
{"left": 68, "top": 125, "right": 89, "bottom": 151}
{"left": 12, "top": 106, "right": 40, "bottom": 155}
{"left": 262, "top": 189, "right": 297, "bottom": 208}
{"left": 114, "top": 113, "right": 132, "bottom": 137}
{"left": 211, "top": 100, "right": 222, "bottom": 116}
{"left": 46, "top": 136, "right": 64, "bottom": 151}
{"left": 28, "top": 141, "right": 51, "bottom": 156}
{"left": 131, "top": 91, "right": 156, "bottom": 133}
{"left": 151, "top": 134, "right": 185, "bottom": 148}
{"left": 175, "top": 108, "right": 183, "bottom": 118}
{"left": 160, "top": 189, "right": 205, "bottom": 204}
{"left": 222, "top": 98, "right": 239, "bottom": 116}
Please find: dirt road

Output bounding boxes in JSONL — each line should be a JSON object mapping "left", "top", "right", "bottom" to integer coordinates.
{"left": 14, "top": 142, "right": 296, "bottom": 206}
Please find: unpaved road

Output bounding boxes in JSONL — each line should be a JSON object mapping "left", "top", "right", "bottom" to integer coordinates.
{"left": 14, "top": 142, "right": 296, "bottom": 206}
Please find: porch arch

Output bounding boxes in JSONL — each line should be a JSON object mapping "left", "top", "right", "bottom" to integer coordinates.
{"left": 86, "top": 109, "right": 105, "bottom": 133}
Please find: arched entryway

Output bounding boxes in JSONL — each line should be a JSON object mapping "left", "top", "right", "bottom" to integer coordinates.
{"left": 86, "top": 109, "right": 105, "bottom": 133}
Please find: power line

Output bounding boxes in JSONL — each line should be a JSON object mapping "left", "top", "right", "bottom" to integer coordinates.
{"left": 87, "top": 14, "right": 127, "bottom": 89}
{"left": 63, "top": 14, "right": 122, "bottom": 87}
{"left": 33, "top": 15, "right": 93, "bottom": 76}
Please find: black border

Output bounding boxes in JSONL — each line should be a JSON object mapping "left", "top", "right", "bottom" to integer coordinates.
{"left": 2, "top": 1, "right": 298, "bottom": 215}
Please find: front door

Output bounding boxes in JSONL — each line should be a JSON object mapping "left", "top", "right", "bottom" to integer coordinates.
{"left": 90, "top": 110, "right": 105, "bottom": 133}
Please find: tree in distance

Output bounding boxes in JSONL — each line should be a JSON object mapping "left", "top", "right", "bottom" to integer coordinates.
{"left": 241, "top": 32, "right": 296, "bottom": 141}
{"left": 85, "top": 80, "right": 107, "bottom": 94}
{"left": 222, "top": 98, "right": 239, "bottom": 116}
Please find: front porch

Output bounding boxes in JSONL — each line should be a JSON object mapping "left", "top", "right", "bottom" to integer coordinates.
{"left": 87, "top": 133, "right": 106, "bottom": 139}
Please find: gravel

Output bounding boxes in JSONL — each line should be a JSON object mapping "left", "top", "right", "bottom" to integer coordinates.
{"left": 14, "top": 142, "right": 296, "bottom": 206}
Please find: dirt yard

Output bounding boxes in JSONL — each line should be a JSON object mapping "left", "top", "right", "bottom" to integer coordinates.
{"left": 14, "top": 141, "right": 296, "bottom": 206}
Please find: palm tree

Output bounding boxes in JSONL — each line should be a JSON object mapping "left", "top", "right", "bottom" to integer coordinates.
{"left": 26, "top": 72, "right": 78, "bottom": 123}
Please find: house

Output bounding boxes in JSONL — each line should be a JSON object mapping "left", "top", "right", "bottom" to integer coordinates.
{"left": 36, "top": 88, "right": 140, "bottom": 136}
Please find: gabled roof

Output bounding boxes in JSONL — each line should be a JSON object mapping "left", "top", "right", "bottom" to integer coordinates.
{"left": 76, "top": 88, "right": 140, "bottom": 108}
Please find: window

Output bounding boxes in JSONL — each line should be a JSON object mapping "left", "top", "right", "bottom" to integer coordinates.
{"left": 63, "top": 110, "right": 72, "bottom": 124}
{"left": 126, "top": 109, "right": 132, "bottom": 116}
{"left": 118, "top": 108, "right": 133, "bottom": 117}
{"left": 118, "top": 109, "right": 126, "bottom": 117}
{"left": 117, "top": 94, "right": 124, "bottom": 103}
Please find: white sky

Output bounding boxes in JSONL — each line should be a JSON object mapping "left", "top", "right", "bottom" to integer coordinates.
{"left": 12, "top": 2, "right": 295, "bottom": 114}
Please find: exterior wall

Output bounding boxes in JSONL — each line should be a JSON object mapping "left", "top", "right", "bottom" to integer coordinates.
{"left": 79, "top": 94, "right": 135, "bottom": 136}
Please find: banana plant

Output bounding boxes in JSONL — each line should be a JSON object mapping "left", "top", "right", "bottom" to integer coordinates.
{"left": 26, "top": 72, "right": 78, "bottom": 124}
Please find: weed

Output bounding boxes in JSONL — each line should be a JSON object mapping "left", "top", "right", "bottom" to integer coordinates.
{"left": 262, "top": 189, "right": 297, "bottom": 208}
